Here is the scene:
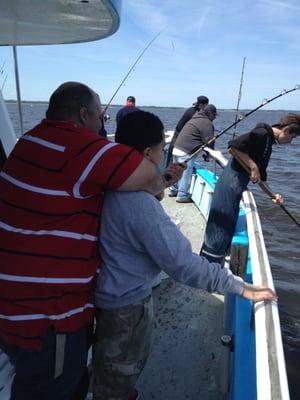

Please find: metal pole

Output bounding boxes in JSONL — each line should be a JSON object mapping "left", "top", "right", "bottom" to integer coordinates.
{"left": 13, "top": 45, "right": 24, "bottom": 136}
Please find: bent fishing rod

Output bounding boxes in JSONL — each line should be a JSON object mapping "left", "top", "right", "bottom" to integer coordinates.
{"left": 183, "top": 84, "right": 300, "bottom": 164}
{"left": 103, "top": 31, "right": 162, "bottom": 115}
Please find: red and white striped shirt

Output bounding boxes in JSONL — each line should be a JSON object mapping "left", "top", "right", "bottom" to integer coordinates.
{"left": 0, "top": 119, "right": 143, "bottom": 350}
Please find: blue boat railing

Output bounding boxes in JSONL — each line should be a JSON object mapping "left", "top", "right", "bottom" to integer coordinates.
{"left": 192, "top": 147, "right": 290, "bottom": 400}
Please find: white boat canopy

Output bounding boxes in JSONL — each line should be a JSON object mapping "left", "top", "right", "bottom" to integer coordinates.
{"left": 0, "top": 0, "right": 121, "bottom": 46}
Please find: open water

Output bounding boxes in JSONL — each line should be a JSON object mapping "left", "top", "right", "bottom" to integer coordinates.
{"left": 6, "top": 102, "right": 300, "bottom": 399}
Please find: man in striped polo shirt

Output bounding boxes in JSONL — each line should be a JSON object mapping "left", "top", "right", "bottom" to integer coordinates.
{"left": 0, "top": 82, "right": 182, "bottom": 400}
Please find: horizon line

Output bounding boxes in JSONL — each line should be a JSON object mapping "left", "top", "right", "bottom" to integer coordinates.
{"left": 4, "top": 99, "right": 299, "bottom": 112}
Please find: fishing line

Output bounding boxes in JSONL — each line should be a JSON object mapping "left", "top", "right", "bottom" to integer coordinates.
{"left": 1, "top": 74, "right": 7, "bottom": 91}
{"left": 183, "top": 84, "right": 300, "bottom": 164}
{"left": 103, "top": 30, "right": 163, "bottom": 114}
{"left": 0, "top": 60, "right": 5, "bottom": 75}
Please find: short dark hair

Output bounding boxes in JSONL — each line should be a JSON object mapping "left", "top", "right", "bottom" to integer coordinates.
{"left": 277, "top": 113, "right": 300, "bottom": 136}
{"left": 115, "top": 111, "right": 164, "bottom": 152}
{"left": 46, "top": 82, "right": 95, "bottom": 120}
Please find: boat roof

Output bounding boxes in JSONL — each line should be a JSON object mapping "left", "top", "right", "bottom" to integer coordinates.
{"left": 0, "top": 0, "right": 121, "bottom": 46}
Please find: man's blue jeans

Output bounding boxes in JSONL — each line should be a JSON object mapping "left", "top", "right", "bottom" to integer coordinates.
{"left": 201, "top": 159, "right": 249, "bottom": 262}
{"left": 170, "top": 156, "right": 197, "bottom": 199}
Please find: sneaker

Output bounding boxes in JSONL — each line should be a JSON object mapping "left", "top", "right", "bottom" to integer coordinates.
{"left": 168, "top": 191, "right": 177, "bottom": 197}
{"left": 176, "top": 197, "right": 192, "bottom": 203}
{"left": 128, "top": 388, "right": 140, "bottom": 400}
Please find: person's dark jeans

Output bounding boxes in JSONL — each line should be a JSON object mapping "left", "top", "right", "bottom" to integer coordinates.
{"left": 0, "top": 326, "right": 92, "bottom": 400}
{"left": 201, "top": 159, "right": 249, "bottom": 262}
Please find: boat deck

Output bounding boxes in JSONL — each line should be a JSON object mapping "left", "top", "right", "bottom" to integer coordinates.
{"left": 136, "top": 195, "right": 225, "bottom": 400}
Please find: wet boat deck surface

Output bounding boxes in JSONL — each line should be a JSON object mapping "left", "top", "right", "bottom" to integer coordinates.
{"left": 136, "top": 195, "right": 225, "bottom": 400}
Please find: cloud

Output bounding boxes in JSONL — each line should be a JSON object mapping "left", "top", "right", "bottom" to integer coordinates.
{"left": 259, "top": 0, "right": 300, "bottom": 14}
{"left": 125, "top": 0, "right": 213, "bottom": 39}
{"left": 126, "top": 0, "right": 169, "bottom": 33}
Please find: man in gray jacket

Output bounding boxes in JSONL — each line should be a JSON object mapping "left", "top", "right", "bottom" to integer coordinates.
{"left": 166, "top": 95, "right": 209, "bottom": 165}
{"left": 169, "top": 104, "right": 217, "bottom": 202}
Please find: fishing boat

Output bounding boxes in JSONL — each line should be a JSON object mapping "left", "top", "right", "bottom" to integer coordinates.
{"left": 0, "top": 1, "right": 290, "bottom": 399}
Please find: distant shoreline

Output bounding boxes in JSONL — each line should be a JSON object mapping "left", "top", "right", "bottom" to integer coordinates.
{"left": 4, "top": 100, "right": 298, "bottom": 112}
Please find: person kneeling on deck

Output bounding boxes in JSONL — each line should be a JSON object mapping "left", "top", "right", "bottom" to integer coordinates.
{"left": 0, "top": 82, "right": 181, "bottom": 400}
{"left": 93, "top": 111, "right": 277, "bottom": 400}
{"left": 200, "top": 114, "right": 300, "bottom": 263}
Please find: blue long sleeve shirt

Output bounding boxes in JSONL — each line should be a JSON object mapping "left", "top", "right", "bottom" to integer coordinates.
{"left": 95, "top": 191, "right": 244, "bottom": 309}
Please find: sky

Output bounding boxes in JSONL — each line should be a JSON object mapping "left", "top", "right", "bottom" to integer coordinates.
{"left": 1, "top": 0, "right": 300, "bottom": 110}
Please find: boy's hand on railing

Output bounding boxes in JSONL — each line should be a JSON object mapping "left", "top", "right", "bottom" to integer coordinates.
{"left": 241, "top": 282, "right": 277, "bottom": 302}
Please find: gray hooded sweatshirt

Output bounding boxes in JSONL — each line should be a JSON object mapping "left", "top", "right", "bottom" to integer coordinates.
{"left": 174, "top": 110, "right": 214, "bottom": 154}
{"left": 95, "top": 191, "right": 244, "bottom": 309}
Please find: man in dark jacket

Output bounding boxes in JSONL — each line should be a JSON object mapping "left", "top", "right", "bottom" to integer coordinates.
{"left": 169, "top": 104, "right": 217, "bottom": 202}
{"left": 166, "top": 95, "right": 209, "bottom": 165}
{"left": 116, "top": 96, "right": 139, "bottom": 126}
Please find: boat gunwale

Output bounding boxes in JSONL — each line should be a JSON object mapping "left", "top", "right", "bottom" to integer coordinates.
{"left": 202, "top": 146, "right": 290, "bottom": 399}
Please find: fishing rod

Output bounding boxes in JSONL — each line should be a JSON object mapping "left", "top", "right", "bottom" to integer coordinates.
{"left": 232, "top": 57, "right": 246, "bottom": 139}
{"left": 103, "top": 31, "right": 162, "bottom": 115}
{"left": 229, "top": 149, "right": 300, "bottom": 229}
{"left": 183, "top": 84, "right": 300, "bottom": 164}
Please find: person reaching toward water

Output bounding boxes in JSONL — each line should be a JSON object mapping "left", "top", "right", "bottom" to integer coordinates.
{"left": 0, "top": 82, "right": 182, "bottom": 400}
{"left": 93, "top": 110, "right": 277, "bottom": 400}
{"left": 201, "top": 113, "right": 300, "bottom": 263}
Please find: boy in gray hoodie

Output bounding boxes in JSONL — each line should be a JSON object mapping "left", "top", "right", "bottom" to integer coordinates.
{"left": 93, "top": 111, "right": 276, "bottom": 400}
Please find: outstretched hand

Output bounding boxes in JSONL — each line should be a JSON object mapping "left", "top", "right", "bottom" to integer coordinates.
{"left": 163, "top": 163, "right": 186, "bottom": 187}
{"left": 241, "top": 282, "right": 277, "bottom": 302}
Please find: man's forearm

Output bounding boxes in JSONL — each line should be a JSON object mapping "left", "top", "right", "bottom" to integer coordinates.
{"left": 143, "top": 172, "right": 167, "bottom": 195}
{"left": 118, "top": 158, "right": 166, "bottom": 195}
{"left": 229, "top": 148, "right": 255, "bottom": 170}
